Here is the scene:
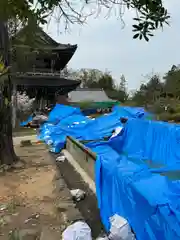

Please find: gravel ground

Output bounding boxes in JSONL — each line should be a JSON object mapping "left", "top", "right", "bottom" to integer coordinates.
{"left": 54, "top": 153, "right": 105, "bottom": 239}
{"left": 0, "top": 143, "right": 83, "bottom": 239}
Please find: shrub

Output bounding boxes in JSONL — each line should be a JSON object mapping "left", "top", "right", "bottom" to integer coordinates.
{"left": 158, "top": 112, "right": 180, "bottom": 122}
{"left": 170, "top": 113, "right": 180, "bottom": 122}
{"left": 158, "top": 112, "right": 172, "bottom": 122}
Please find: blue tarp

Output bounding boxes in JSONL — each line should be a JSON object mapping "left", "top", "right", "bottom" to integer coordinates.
{"left": 38, "top": 105, "right": 93, "bottom": 152}
{"left": 48, "top": 104, "right": 81, "bottom": 123}
{"left": 38, "top": 104, "right": 151, "bottom": 153}
{"left": 92, "top": 119, "right": 180, "bottom": 240}
{"left": 112, "top": 105, "right": 154, "bottom": 120}
{"left": 120, "top": 119, "right": 180, "bottom": 167}
{"left": 27, "top": 103, "right": 180, "bottom": 239}
{"left": 20, "top": 116, "right": 33, "bottom": 126}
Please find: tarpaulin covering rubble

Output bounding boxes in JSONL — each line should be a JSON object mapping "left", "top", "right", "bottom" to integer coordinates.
{"left": 20, "top": 116, "right": 33, "bottom": 126}
{"left": 38, "top": 104, "right": 150, "bottom": 152}
{"left": 48, "top": 104, "right": 81, "bottom": 123}
{"left": 113, "top": 106, "right": 153, "bottom": 120}
{"left": 93, "top": 119, "right": 180, "bottom": 240}
{"left": 21, "top": 104, "right": 180, "bottom": 239}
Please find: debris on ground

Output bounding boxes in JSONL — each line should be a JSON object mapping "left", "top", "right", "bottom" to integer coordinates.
{"left": 0, "top": 205, "right": 7, "bottom": 212}
{"left": 20, "top": 139, "right": 32, "bottom": 147}
{"left": 24, "top": 213, "right": 40, "bottom": 224}
{"left": 47, "top": 139, "right": 53, "bottom": 145}
{"left": 62, "top": 221, "right": 92, "bottom": 240}
{"left": 0, "top": 164, "right": 12, "bottom": 173}
{"left": 70, "top": 189, "right": 86, "bottom": 202}
{"left": 109, "top": 214, "right": 135, "bottom": 240}
{"left": 56, "top": 154, "right": 66, "bottom": 162}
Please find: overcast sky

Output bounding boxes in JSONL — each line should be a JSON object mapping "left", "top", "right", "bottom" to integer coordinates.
{"left": 43, "top": 0, "right": 180, "bottom": 91}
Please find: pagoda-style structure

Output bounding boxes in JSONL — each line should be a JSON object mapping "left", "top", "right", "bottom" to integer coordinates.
{"left": 9, "top": 24, "right": 80, "bottom": 127}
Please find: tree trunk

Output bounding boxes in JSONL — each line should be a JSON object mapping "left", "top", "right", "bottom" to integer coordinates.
{"left": 0, "top": 101, "right": 18, "bottom": 165}
{"left": 0, "top": 21, "right": 18, "bottom": 165}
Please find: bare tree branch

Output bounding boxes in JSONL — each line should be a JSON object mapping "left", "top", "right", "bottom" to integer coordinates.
{"left": 0, "top": 0, "right": 170, "bottom": 41}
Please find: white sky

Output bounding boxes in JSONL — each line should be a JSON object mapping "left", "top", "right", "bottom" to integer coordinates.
{"left": 43, "top": 0, "right": 180, "bottom": 91}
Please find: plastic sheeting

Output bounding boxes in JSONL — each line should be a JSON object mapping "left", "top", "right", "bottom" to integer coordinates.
{"left": 38, "top": 105, "right": 117, "bottom": 152}
{"left": 35, "top": 104, "right": 180, "bottom": 239}
{"left": 38, "top": 104, "right": 150, "bottom": 153}
{"left": 94, "top": 119, "right": 180, "bottom": 240}
{"left": 112, "top": 106, "right": 154, "bottom": 120}
{"left": 48, "top": 104, "right": 81, "bottom": 123}
{"left": 38, "top": 104, "right": 90, "bottom": 152}
{"left": 20, "top": 116, "right": 33, "bottom": 126}
{"left": 121, "top": 119, "right": 180, "bottom": 168}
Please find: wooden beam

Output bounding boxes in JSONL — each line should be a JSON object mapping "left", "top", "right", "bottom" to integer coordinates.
{"left": 12, "top": 75, "right": 80, "bottom": 87}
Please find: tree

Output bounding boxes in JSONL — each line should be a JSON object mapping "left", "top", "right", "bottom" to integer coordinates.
{"left": 131, "top": 89, "right": 146, "bottom": 106}
{"left": 131, "top": 74, "right": 163, "bottom": 108}
{"left": 0, "top": 0, "right": 170, "bottom": 41}
{"left": 163, "top": 65, "right": 180, "bottom": 99}
{"left": 71, "top": 69, "right": 115, "bottom": 90}
{"left": 83, "top": 69, "right": 104, "bottom": 88}
{"left": 68, "top": 68, "right": 104, "bottom": 88}
{"left": 145, "top": 74, "right": 163, "bottom": 103}
{"left": 105, "top": 75, "right": 128, "bottom": 102}
{"left": 0, "top": 22, "right": 18, "bottom": 165}
{"left": 130, "top": 72, "right": 180, "bottom": 115}
{"left": 119, "top": 75, "right": 127, "bottom": 93}
{"left": 122, "top": 76, "right": 128, "bottom": 101}
{"left": 129, "top": 68, "right": 180, "bottom": 118}
{"left": 98, "top": 73, "right": 115, "bottom": 90}
{"left": 118, "top": 75, "right": 128, "bottom": 101}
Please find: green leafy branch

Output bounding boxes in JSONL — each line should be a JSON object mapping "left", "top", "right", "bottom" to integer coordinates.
{"left": 0, "top": 0, "right": 170, "bottom": 41}
{"left": 131, "top": 0, "right": 170, "bottom": 41}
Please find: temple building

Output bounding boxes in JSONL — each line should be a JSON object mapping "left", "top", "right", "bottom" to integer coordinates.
{"left": 9, "top": 24, "right": 80, "bottom": 127}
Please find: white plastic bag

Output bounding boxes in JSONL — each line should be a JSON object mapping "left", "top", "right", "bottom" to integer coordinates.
{"left": 70, "top": 189, "right": 86, "bottom": 202}
{"left": 110, "top": 127, "right": 123, "bottom": 139}
{"left": 56, "top": 155, "right": 65, "bottom": 162}
{"left": 47, "top": 140, "right": 53, "bottom": 145}
{"left": 109, "top": 214, "right": 135, "bottom": 240}
{"left": 33, "top": 115, "right": 48, "bottom": 121}
{"left": 62, "top": 221, "right": 92, "bottom": 240}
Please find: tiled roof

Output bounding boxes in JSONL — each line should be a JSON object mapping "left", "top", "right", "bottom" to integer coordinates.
{"left": 69, "top": 89, "right": 114, "bottom": 102}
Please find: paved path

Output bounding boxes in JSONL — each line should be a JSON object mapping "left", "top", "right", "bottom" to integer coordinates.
{"left": 13, "top": 135, "right": 37, "bottom": 145}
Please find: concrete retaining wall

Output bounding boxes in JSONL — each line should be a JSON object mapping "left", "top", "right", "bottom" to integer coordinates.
{"left": 65, "top": 136, "right": 96, "bottom": 181}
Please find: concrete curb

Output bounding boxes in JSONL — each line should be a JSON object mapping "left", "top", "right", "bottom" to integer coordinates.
{"left": 62, "top": 150, "right": 96, "bottom": 194}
